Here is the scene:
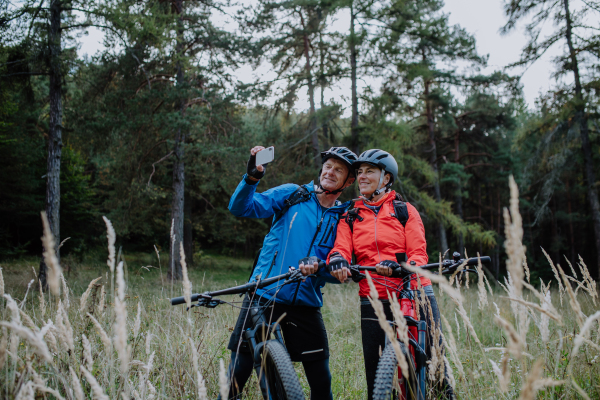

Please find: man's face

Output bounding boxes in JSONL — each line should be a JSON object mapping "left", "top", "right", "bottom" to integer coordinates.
{"left": 356, "top": 163, "right": 388, "bottom": 196}
{"left": 320, "top": 158, "right": 353, "bottom": 192}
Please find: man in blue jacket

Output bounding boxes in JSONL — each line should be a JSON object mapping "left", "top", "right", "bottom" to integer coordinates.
{"left": 223, "top": 145, "right": 357, "bottom": 400}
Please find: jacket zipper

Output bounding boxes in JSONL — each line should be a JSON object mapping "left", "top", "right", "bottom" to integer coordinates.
{"left": 291, "top": 208, "right": 327, "bottom": 305}
{"left": 265, "top": 251, "right": 278, "bottom": 279}
{"left": 370, "top": 205, "right": 392, "bottom": 294}
{"left": 371, "top": 209, "right": 382, "bottom": 263}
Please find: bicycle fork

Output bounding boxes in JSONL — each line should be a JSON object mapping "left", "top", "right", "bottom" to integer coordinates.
{"left": 243, "top": 303, "right": 286, "bottom": 400}
{"left": 416, "top": 320, "right": 427, "bottom": 400}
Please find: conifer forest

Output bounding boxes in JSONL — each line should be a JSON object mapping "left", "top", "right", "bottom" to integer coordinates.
{"left": 2, "top": 0, "right": 600, "bottom": 399}
{"left": 0, "top": 0, "right": 599, "bottom": 282}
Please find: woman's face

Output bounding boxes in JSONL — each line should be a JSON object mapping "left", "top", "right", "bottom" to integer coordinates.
{"left": 355, "top": 163, "right": 389, "bottom": 197}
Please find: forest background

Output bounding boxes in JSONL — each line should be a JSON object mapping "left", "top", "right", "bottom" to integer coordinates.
{"left": 1, "top": 0, "right": 600, "bottom": 284}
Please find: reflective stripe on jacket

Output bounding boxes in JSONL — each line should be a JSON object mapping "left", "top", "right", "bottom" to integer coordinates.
{"left": 228, "top": 175, "right": 350, "bottom": 307}
{"left": 327, "top": 191, "right": 431, "bottom": 299}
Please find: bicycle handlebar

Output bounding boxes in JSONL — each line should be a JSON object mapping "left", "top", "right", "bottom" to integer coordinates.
{"left": 171, "top": 269, "right": 302, "bottom": 306}
{"left": 350, "top": 256, "right": 491, "bottom": 278}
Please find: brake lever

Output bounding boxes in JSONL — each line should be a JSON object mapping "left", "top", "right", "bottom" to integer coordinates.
{"left": 348, "top": 267, "right": 365, "bottom": 282}
{"left": 191, "top": 297, "right": 225, "bottom": 309}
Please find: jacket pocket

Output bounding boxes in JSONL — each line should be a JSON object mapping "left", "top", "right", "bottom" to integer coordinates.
{"left": 318, "top": 216, "right": 337, "bottom": 250}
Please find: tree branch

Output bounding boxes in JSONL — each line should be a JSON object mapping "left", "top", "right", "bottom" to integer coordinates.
{"left": 147, "top": 151, "right": 174, "bottom": 187}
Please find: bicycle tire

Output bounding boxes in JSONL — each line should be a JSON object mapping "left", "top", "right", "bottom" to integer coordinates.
{"left": 260, "top": 340, "right": 305, "bottom": 400}
{"left": 373, "top": 341, "right": 420, "bottom": 400}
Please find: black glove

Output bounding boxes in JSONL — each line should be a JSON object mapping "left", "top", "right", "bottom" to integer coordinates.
{"left": 247, "top": 153, "right": 266, "bottom": 182}
{"left": 379, "top": 259, "right": 408, "bottom": 278}
{"left": 379, "top": 260, "right": 400, "bottom": 270}
{"left": 327, "top": 253, "right": 349, "bottom": 272}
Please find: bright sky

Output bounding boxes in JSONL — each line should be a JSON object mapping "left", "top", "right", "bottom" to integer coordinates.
{"left": 78, "top": 0, "right": 561, "bottom": 113}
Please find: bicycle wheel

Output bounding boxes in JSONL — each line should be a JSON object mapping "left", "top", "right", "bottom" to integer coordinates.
{"left": 260, "top": 340, "right": 305, "bottom": 400}
{"left": 373, "top": 342, "right": 419, "bottom": 400}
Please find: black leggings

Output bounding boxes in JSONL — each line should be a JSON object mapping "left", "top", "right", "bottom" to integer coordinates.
{"left": 360, "top": 293, "right": 449, "bottom": 400}
{"left": 222, "top": 350, "right": 333, "bottom": 400}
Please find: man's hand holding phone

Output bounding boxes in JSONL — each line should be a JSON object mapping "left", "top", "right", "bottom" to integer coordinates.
{"left": 247, "top": 146, "right": 274, "bottom": 182}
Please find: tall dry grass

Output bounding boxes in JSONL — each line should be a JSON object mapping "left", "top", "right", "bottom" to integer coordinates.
{"left": 1, "top": 177, "right": 600, "bottom": 399}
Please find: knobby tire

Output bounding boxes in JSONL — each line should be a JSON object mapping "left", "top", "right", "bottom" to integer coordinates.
{"left": 261, "top": 341, "right": 305, "bottom": 400}
{"left": 373, "top": 341, "right": 420, "bottom": 400}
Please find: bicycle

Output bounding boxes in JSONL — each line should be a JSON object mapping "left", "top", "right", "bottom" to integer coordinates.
{"left": 346, "top": 252, "right": 491, "bottom": 400}
{"left": 171, "top": 268, "right": 311, "bottom": 400}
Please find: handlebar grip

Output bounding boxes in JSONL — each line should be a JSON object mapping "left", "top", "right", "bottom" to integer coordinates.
{"left": 170, "top": 294, "right": 201, "bottom": 306}
{"left": 170, "top": 296, "right": 186, "bottom": 306}
{"left": 467, "top": 256, "right": 491, "bottom": 266}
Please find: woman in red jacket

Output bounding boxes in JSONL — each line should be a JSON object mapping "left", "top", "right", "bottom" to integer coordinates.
{"left": 326, "top": 149, "right": 453, "bottom": 400}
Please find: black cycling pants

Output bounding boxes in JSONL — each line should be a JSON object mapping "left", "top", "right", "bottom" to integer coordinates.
{"left": 222, "top": 350, "right": 333, "bottom": 400}
{"left": 360, "top": 292, "right": 447, "bottom": 400}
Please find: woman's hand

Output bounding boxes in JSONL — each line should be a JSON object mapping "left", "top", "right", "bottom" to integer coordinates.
{"left": 375, "top": 260, "right": 400, "bottom": 277}
{"left": 328, "top": 253, "right": 350, "bottom": 283}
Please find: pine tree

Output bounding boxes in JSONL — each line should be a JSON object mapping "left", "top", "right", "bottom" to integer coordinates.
{"left": 373, "top": 0, "right": 486, "bottom": 255}
{"left": 503, "top": 0, "right": 600, "bottom": 277}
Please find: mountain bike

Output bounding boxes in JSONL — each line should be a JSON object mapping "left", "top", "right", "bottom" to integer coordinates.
{"left": 347, "top": 253, "right": 491, "bottom": 400}
{"left": 171, "top": 268, "right": 309, "bottom": 400}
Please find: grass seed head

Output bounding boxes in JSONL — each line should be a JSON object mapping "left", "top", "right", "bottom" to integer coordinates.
{"left": 102, "top": 216, "right": 116, "bottom": 273}
{"left": 80, "top": 277, "right": 102, "bottom": 315}
{"left": 219, "top": 359, "right": 229, "bottom": 400}
{"left": 180, "top": 242, "right": 192, "bottom": 309}
{"left": 133, "top": 301, "right": 142, "bottom": 338}
{"left": 81, "top": 365, "right": 109, "bottom": 400}
{"left": 70, "top": 367, "right": 85, "bottom": 400}
{"left": 87, "top": 313, "right": 111, "bottom": 353}
{"left": 41, "top": 211, "right": 62, "bottom": 296}
{"left": 82, "top": 333, "right": 93, "bottom": 370}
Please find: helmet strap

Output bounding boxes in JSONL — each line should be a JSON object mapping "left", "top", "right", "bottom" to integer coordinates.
{"left": 317, "top": 169, "right": 350, "bottom": 195}
{"left": 363, "top": 170, "right": 390, "bottom": 201}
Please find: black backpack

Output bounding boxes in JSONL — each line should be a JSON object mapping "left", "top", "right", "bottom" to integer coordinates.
{"left": 248, "top": 185, "right": 313, "bottom": 281}
{"left": 345, "top": 193, "right": 409, "bottom": 232}
{"left": 272, "top": 185, "right": 312, "bottom": 225}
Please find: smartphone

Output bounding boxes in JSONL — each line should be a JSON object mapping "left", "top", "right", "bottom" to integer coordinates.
{"left": 256, "top": 146, "right": 275, "bottom": 165}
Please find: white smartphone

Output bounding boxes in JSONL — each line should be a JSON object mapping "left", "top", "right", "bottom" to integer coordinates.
{"left": 256, "top": 146, "right": 275, "bottom": 165}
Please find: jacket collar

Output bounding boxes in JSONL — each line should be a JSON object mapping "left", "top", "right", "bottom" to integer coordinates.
{"left": 355, "top": 190, "right": 396, "bottom": 209}
{"left": 304, "top": 181, "right": 351, "bottom": 214}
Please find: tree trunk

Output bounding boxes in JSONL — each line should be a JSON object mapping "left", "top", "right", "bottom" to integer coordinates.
{"left": 563, "top": 0, "right": 600, "bottom": 278}
{"left": 349, "top": 2, "right": 359, "bottom": 155}
{"left": 184, "top": 191, "right": 193, "bottom": 267}
{"left": 319, "top": 33, "right": 330, "bottom": 147}
{"left": 492, "top": 189, "right": 500, "bottom": 279}
{"left": 566, "top": 180, "right": 576, "bottom": 264}
{"left": 169, "top": 0, "right": 185, "bottom": 281}
{"left": 425, "top": 79, "right": 448, "bottom": 255}
{"left": 40, "top": 0, "right": 63, "bottom": 288}
{"left": 300, "top": 10, "right": 319, "bottom": 167}
{"left": 454, "top": 130, "right": 464, "bottom": 254}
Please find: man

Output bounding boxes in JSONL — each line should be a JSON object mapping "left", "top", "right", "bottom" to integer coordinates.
{"left": 223, "top": 145, "right": 357, "bottom": 400}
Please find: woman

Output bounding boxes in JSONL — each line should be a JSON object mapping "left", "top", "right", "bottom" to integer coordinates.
{"left": 325, "top": 149, "right": 453, "bottom": 400}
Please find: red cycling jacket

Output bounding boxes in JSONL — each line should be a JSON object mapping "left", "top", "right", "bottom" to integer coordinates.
{"left": 327, "top": 191, "right": 431, "bottom": 299}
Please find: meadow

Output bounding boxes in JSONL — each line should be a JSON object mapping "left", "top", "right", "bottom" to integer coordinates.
{"left": 1, "top": 201, "right": 600, "bottom": 399}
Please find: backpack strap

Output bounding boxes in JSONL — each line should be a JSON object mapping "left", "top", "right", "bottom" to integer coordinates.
{"left": 272, "top": 185, "right": 311, "bottom": 224}
{"left": 392, "top": 193, "right": 409, "bottom": 228}
{"left": 345, "top": 208, "right": 363, "bottom": 233}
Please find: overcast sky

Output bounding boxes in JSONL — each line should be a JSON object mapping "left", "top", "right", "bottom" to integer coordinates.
{"left": 79, "top": 0, "right": 561, "bottom": 113}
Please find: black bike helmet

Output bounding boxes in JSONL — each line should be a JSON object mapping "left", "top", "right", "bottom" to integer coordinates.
{"left": 321, "top": 147, "right": 358, "bottom": 170}
{"left": 353, "top": 149, "right": 398, "bottom": 199}
{"left": 318, "top": 147, "right": 358, "bottom": 195}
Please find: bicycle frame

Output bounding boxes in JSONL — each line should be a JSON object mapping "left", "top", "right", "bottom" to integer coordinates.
{"left": 351, "top": 254, "right": 490, "bottom": 400}
{"left": 171, "top": 268, "right": 309, "bottom": 399}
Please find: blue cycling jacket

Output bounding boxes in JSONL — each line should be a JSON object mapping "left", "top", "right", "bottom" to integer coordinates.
{"left": 228, "top": 175, "right": 351, "bottom": 307}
